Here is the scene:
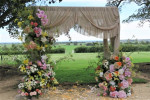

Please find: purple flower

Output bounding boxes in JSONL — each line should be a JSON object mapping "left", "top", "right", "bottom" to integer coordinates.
{"left": 125, "top": 69, "right": 131, "bottom": 77}
{"left": 119, "top": 74, "right": 125, "bottom": 80}
{"left": 109, "top": 64, "right": 115, "bottom": 72}
{"left": 121, "top": 80, "right": 129, "bottom": 89}
{"left": 125, "top": 57, "right": 130, "bottom": 61}
{"left": 118, "top": 90, "right": 127, "bottom": 98}
{"left": 110, "top": 91, "right": 118, "bottom": 98}
{"left": 41, "top": 18, "right": 48, "bottom": 26}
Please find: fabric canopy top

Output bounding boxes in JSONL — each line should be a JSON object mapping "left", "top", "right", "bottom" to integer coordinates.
{"left": 37, "top": 6, "right": 120, "bottom": 39}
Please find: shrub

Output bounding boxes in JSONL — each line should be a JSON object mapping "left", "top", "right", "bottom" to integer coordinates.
{"left": 74, "top": 46, "right": 89, "bottom": 53}
{"left": 74, "top": 46, "right": 103, "bottom": 53}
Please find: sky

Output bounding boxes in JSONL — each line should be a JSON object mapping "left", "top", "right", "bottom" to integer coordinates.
{"left": 0, "top": 0, "right": 149, "bottom": 43}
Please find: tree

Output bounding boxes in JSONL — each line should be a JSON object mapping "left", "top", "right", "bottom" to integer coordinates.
{"left": 0, "top": 0, "right": 62, "bottom": 37}
{"left": 106, "top": 0, "right": 150, "bottom": 25}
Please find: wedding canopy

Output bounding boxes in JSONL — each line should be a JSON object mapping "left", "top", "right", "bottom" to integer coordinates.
{"left": 37, "top": 6, "right": 120, "bottom": 55}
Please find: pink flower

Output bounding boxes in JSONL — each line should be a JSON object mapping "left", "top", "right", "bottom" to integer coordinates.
{"left": 37, "top": 61, "right": 42, "bottom": 67}
{"left": 21, "top": 92, "right": 25, "bottom": 96}
{"left": 47, "top": 72, "right": 51, "bottom": 76}
{"left": 29, "top": 41, "right": 37, "bottom": 49}
{"left": 119, "top": 74, "right": 125, "bottom": 80}
{"left": 41, "top": 18, "right": 48, "bottom": 26}
{"left": 34, "top": 27, "right": 41, "bottom": 37}
{"left": 125, "top": 69, "right": 131, "bottom": 77}
{"left": 42, "top": 63, "right": 47, "bottom": 70}
{"left": 38, "top": 90, "right": 42, "bottom": 94}
{"left": 109, "top": 64, "right": 115, "bottom": 72}
{"left": 110, "top": 91, "right": 118, "bottom": 98}
{"left": 26, "top": 66, "right": 30, "bottom": 69}
{"left": 34, "top": 22, "right": 38, "bottom": 27}
{"left": 30, "top": 22, "right": 34, "bottom": 25}
{"left": 118, "top": 90, "right": 127, "bottom": 98}
{"left": 28, "top": 61, "right": 32, "bottom": 65}
{"left": 127, "top": 78, "right": 133, "bottom": 85}
{"left": 121, "top": 80, "right": 129, "bottom": 89}
{"left": 103, "top": 92, "right": 107, "bottom": 96}
{"left": 98, "top": 83, "right": 103, "bottom": 88}
{"left": 30, "top": 91, "right": 37, "bottom": 96}
{"left": 103, "top": 86, "right": 108, "bottom": 91}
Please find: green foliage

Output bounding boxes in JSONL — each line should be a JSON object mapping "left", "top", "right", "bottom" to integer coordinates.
{"left": 106, "top": 0, "right": 150, "bottom": 25}
{"left": 74, "top": 44, "right": 150, "bottom": 53}
{"left": 74, "top": 46, "right": 103, "bottom": 53}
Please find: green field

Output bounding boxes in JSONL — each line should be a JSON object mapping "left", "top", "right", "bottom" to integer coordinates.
{"left": 0, "top": 43, "right": 150, "bottom": 84}
{"left": 50, "top": 52, "right": 150, "bottom": 84}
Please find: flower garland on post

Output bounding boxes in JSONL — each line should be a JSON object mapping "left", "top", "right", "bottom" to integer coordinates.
{"left": 95, "top": 54, "right": 134, "bottom": 98}
{"left": 15, "top": 8, "right": 58, "bottom": 99}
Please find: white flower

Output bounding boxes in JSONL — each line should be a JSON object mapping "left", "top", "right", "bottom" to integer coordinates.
{"left": 42, "top": 47, "right": 45, "bottom": 52}
{"left": 30, "top": 67, "right": 38, "bottom": 73}
{"left": 31, "top": 80, "right": 37, "bottom": 86}
{"left": 127, "top": 93, "right": 131, "bottom": 96}
{"left": 32, "top": 64, "right": 37, "bottom": 68}
{"left": 118, "top": 69, "right": 124, "bottom": 75}
{"left": 18, "top": 83, "right": 24, "bottom": 89}
{"left": 41, "top": 37, "right": 47, "bottom": 43}
{"left": 109, "top": 81, "right": 115, "bottom": 86}
{"left": 99, "top": 72, "right": 103, "bottom": 77}
{"left": 41, "top": 55, "right": 48, "bottom": 60}
{"left": 103, "top": 61, "right": 109, "bottom": 68}
{"left": 27, "top": 70, "right": 31, "bottom": 75}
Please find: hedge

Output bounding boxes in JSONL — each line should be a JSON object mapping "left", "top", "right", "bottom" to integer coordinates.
{"left": 0, "top": 48, "right": 65, "bottom": 55}
{"left": 74, "top": 44, "right": 150, "bottom": 53}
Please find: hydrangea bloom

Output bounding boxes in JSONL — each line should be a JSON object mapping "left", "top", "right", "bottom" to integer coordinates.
{"left": 121, "top": 80, "right": 129, "bottom": 89}
{"left": 118, "top": 90, "right": 127, "bottom": 98}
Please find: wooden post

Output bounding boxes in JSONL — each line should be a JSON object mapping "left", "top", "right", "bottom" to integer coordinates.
{"left": 103, "top": 38, "right": 111, "bottom": 59}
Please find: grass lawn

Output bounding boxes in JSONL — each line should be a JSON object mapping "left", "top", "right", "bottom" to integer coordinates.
{"left": 50, "top": 52, "right": 150, "bottom": 84}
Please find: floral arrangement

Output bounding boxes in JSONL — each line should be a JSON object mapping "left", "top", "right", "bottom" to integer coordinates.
{"left": 15, "top": 8, "right": 58, "bottom": 99}
{"left": 95, "top": 54, "right": 134, "bottom": 98}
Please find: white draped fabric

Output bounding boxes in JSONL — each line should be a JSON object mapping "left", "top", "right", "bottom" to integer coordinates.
{"left": 36, "top": 6, "right": 120, "bottom": 54}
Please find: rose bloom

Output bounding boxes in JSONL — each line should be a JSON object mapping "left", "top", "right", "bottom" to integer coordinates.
{"left": 114, "top": 62, "right": 122, "bottom": 69}
{"left": 103, "top": 92, "right": 107, "bottom": 96}
{"left": 24, "top": 26, "right": 31, "bottom": 34}
{"left": 118, "top": 90, "right": 127, "bottom": 98}
{"left": 21, "top": 92, "right": 25, "bottom": 96}
{"left": 110, "top": 91, "right": 118, "bottom": 98}
{"left": 30, "top": 22, "right": 34, "bottom": 25}
{"left": 117, "top": 62, "right": 122, "bottom": 66}
{"left": 127, "top": 78, "right": 133, "bottom": 85}
{"left": 34, "top": 22, "right": 38, "bottom": 27}
{"left": 114, "top": 56, "right": 119, "bottom": 61}
{"left": 29, "top": 41, "right": 37, "bottom": 49}
{"left": 110, "top": 86, "right": 116, "bottom": 92}
{"left": 118, "top": 83, "right": 123, "bottom": 87}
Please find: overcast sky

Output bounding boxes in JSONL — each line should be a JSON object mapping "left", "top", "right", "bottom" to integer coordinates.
{"left": 0, "top": 0, "right": 149, "bottom": 43}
